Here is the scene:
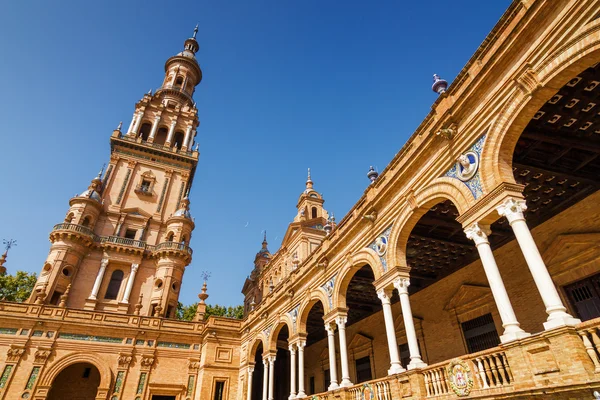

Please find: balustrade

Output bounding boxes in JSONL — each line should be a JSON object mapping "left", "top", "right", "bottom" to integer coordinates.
{"left": 472, "top": 351, "right": 513, "bottom": 389}
{"left": 52, "top": 223, "right": 98, "bottom": 240}
{"left": 101, "top": 235, "right": 146, "bottom": 248}
{"left": 577, "top": 318, "right": 600, "bottom": 373}
{"left": 423, "top": 365, "right": 449, "bottom": 397}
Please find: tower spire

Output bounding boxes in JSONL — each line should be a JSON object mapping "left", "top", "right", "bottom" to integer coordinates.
{"left": 193, "top": 24, "right": 199, "bottom": 39}
{"left": 306, "top": 168, "right": 313, "bottom": 190}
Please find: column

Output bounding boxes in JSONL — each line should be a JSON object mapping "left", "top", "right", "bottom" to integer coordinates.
{"left": 336, "top": 316, "right": 353, "bottom": 387}
{"left": 465, "top": 222, "right": 530, "bottom": 342}
{"left": 324, "top": 323, "right": 339, "bottom": 390}
{"left": 165, "top": 121, "right": 176, "bottom": 146}
{"left": 297, "top": 340, "right": 306, "bottom": 398}
{"left": 131, "top": 111, "right": 143, "bottom": 136}
{"left": 89, "top": 258, "right": 109, "bottom": 299}
{"left": 268, "top": 355, "right": 275, "bottom": 400}
{"left": 182, "top": 125, "right": 193, "bottom": 150}
{"left": 392, "top": 279, "right": 427, "bottom": 369}
{"left": 126, "top": 113, "right": 137, "bottom": 135}
{"left": 122, "top": 263, "right": 139, "bottom": 303}
{"left": 148, "top": 115, "right": 161, "bottom": 142}
{"left": 247, "top": 366, "right": 254, "bottom": 400}
{"left": 289, "top": 344, "right": 297, "bottom": 399}
{"left": 377, "top": 288, "right": 406, "bottom": 374}
{"left": 497, "top": 198, "right": 580, "bottom": 329}
{"left": 262, "top": 358, "right": 269, "bottom": 400}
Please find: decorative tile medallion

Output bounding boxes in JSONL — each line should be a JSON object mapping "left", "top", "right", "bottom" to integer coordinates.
{"left": 288, "top": 305, "right": 300, "bottom": 333}
{"left": 321, "top": 275, "right": 336, "bottom": 308}
{"left": 25, "top": 367, "right": 40, "bottom": 390}
{"left": 367, "top": 225, "right": 392, "bottom": 272}
{"left": 446, "top": 358, "right": 474, "bottom": 397}
{"left": 360, "top": 383, "right": 375, "bottom": 400}
{"left": 262, "top": 326, "right": 272, "bottom": 340}
{"left": 445, "top": 135, "right": 486, "bottom": 199}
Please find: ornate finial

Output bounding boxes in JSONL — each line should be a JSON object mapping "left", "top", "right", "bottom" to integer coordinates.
{"left": 367, "top": 166, "right": 378, "bottom": 184}
{"left": 193, "top": 24, "right": 199, "bottom": 39}
{"left": 97, "top": 164, "right": 105, "bottom": 180}
{"left": 58, "top": 284, "right": 71, "bottom": 308}
{"left": 147, "top": 89, "right": 152, "bottom": 95}
{"left": 134, "top": 294, "right": 143, "bottom": 315}
{"left": 432, "top": 74, "right": 448, "bottom": 94}
{"left": 306, "top": 168, "right": 313, "bottom": 190}
{"left": 2, "top": 239, "right": 17, "bottom": 257}
{"left": 117, "top": 121, "right": 123, "bottom": 131}
{"left": 194, "top": 143, "right": 199, "bottom": 151}
{"left": 263, "top": 230, "right": 267, "bottom": 243}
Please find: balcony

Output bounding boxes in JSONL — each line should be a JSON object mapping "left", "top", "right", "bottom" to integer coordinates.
{"left": 152, "top": 241, "right": 193, "bottom": 261}
{"left": 305, "top": 321, "right": 600, "bottom": 399}
{"left": 134, "top": 185, "right": 153, "bottom": 196}
{"left": 100, "top": 235, "right": 146, "bottom": 255}
{"left": 50, "top": 223, "right": 98, "bottom": 244}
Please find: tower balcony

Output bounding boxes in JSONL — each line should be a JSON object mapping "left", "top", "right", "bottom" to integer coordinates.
{"left": 152, "top": 241, "right": 193, "bottom": 262}
{"left": 111, "top": 133, "right": 198, "bottom": 160}
{"left": 99, "top": 235, "right": 146, "bottom": 255}
{"left": 50, "top": 223, "right": 99, "bottom": 246}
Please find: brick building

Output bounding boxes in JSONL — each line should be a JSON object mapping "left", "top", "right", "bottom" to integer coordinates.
{"left": 2, "top": 1, "right": 600, "bottom": 399}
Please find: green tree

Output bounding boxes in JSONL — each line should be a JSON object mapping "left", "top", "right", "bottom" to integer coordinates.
{"left": 0, "top": 271, "right": 37, "bottom": 302}
{"left": 176, "top": 302, "right": 243, "bottom": 321}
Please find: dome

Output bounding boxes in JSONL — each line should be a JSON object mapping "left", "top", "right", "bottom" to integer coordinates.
{"left": 176, "top": 49, "right": 198, "bottom": 62}
{"left": 79, "top": 189, "right": 101, "bottom": 202}
{"left": 173, "top": 208, "right": 192, "bottom": 219}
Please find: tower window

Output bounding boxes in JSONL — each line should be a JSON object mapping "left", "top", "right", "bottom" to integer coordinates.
{"left": 65, "top": 213, "right": 74, "bottom": 224}
{"left": 173, "top": 131, "right": 185, "bottom": 150}
{"left": 139, "top": 122, "right": 152, "bottom": 141}
{"left": 104, "top": 270, "right": 124, "bottom": 300}
{"left": 166, "top": 232, "right": 175, "bottom": 242}
{"left": 124, "top": 229, "right": 137, "bottom": 240}
{"left": 154, "top": 127, "right": 168, "bottom": 146}
{"left": 311, "top": 207, "right": 317, "bottom": 219}
{"left": 175, "top": 76, "right": 184, "bottom": 87}
{"left": 81, "top": 216, "right": 91, "bottom": 227}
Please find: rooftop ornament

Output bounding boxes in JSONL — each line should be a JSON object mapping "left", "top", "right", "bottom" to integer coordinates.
{"left": 367, "top": 166, "right": 379, "bottom": 184}
{"left": 432, "top": 74, "right": 448, "bottom": 94}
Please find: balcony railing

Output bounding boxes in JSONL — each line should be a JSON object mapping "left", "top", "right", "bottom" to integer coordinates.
{"left": 115, "top": 133, "right": 195, "bottom": 157}
{"left": 52, "top": 223, "right": 99, "bottom": 241}
{"left": 154, "top": 241, "right": 193, "bottom": 256}
{"left": 134, "top": 185, "right": 153, "bottom": 196}
{"left": 100, "top": 236, "right": 146, "bottom": 249}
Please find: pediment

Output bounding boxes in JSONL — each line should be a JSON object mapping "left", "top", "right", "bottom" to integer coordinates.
{"left": 542, "top": 233, "right": 600, "bottom": 268}
{"left": 319, "top": 347, "right": 329, "bottom": 360}
{"left": 347, "top": 332, "right": 373, "bottom": 350}
{"left": 121, "top": 207, "right": 152, "bottom": 219}
{"left": 444, "top": 284, "right": 492, "bottom": 311}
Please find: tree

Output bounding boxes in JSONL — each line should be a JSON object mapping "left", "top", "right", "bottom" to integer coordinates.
{"left": 0, "top": 271, "right": 37, "bottom": 302}
{"left": 177, "top": 302, "right": 243, "bottom": 321}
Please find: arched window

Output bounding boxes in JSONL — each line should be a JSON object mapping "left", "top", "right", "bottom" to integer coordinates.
{"left": 81, "top": 216, "right": 91, "bottom": 227}
{"left": 139, "top": 122, "right": 152, "bottom": 141}
{"left": 172, "top": 131, "right": 185, "bottom": 150}
{"left": 166, "top": 232, "right": 174, "bottom": 242}
{"left": 175, "top": 76, "right": 184, "bottom": 87}
{"left": 311, "top": 207, "right": 317, "bottom": 219}
{"left": 153, "top": 127, "right": 168, "bottom": 145}
{"left": 65, "top": 213, "right": 74, "bottom": 223}
{"left": 104, "top": 270, "right": 124, "bottom": 300}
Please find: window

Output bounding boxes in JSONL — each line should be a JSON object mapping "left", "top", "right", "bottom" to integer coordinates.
{"left": 104, "top": 270, "right": 124, "bottom": 300}
{"left": 139, "top": 122, "right": 152, "bottom": 141}
{"left": 399, "top": 339, "right": 421, "bottom": 367}
{"left": 309, "top": 376, "right": 315, "bottom": 394}
{"left": 565, "top": 273, "right": 600, "bottom": 321}
{"left": 172, "top": 131, "right": 185, "bottom": 150}
{"left": 65, "top": 213, "right": 74, "bottom": 223}
{"left": 50, "top": 291, "right": 62, "bottom": 305}
{"left": 213, "top": 381, "right": 225, "bottom": 400}
{"left": 461, "top": 313, "right": 500, "bottom": 353}
{"left": 81, "top": 216, "right": 91, "bottom": 227}
{"left": 355, "top": 356, "right": 372, "bottom": 383}
{"left": 153, "top": 127, "right": 168, "bottom": 145}
{"left": 166, "top": 304, "right": 174, "bottom": 318}
{"left": 140, "top": 180, "right": 151, "bottom": 192}
{"left": 311, "top": 207, "right": 317, "bottom": 219}
{"left": 124, "top": 229, "right": 137, "bottom": 240}
{"left": 175, "top": 76, "right": 184, "bottom": 87}
{"left": 323, "top": 369, "right": 330, "bottom": 391}
{"left": 166, "top": 232, "right": 174, "bottom": 242}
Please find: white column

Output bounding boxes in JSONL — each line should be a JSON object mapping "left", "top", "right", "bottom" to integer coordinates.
{"left": 297, "top": 340, "right": 306, "bottom": 398}
{"left": 183, "top": 125, "right": 193, "bottom": 150}
{"left": 247, "top": 366, "right": 254, "bottom": 400}
{"left": 336, "top": 316, "right": 353, "bottom": 387}
{"left": 148, "top": 115, "right": 160, "bottom": 142}
{"left": 465, "top": 223, "right": 530, "bottom": 342}
{"left": 165, "top": 121, "right": 176, "bottom": 146}
{"left": 377, "top": 288, "right": 406, "bottom": 374}
{"left": 131, "top": 111, "right": 143, "bottom": 136}
{"left": 289, "top": 344, "right": 297, "bottom": 400}
{"left": 393, "top": 279, "right": 427, "bottom": 369}
{"left": 122, "top": 263, "right": 139, "bottom": 303}
{"left": 268, "top": 355, "right": 275, "bottom": 400}
{"left": 324, "top": 323, "right": 339, "bottom": 390}
{"left": 89, "top": 258, "right": 109, "bottom": 300}
{"left": 262, "top": 358, "right": 269, "bottom": 400}
{"left": 126, "top": 113, "right": 137, "bottom": 135}
{"left": 497, "top": 198, "right": 580, "bottom": 329}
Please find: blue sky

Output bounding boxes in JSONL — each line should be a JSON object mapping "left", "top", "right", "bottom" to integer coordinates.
{"left": 0, "top": 1, "right": 511, "bottom": 307}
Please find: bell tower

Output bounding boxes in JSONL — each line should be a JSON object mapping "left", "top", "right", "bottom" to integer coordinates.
{"left": 30, "top": 28, "right": 203, "bottom": 318}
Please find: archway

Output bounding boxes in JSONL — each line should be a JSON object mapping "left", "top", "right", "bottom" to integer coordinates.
{"left": 250, "top": 341, "right": 264, "bottom": 400}
{"left": 303, "top": 299, "right": 326, "bottom": 395}
{"left": 273, "top": 324, "right": 290, "bottom": 399}
{"left": 47, "top": 363, "right": 101, "bottom": 400}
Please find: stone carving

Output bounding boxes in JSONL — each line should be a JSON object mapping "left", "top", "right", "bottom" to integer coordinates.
{"left": 140, "top": 355, "right": 155, "bottom": 368}
{"left": 34, "top": 349, "right": 52, "bottom": 364}
{"left": 188, "top": 359, "right": 200, "bottom": 372}
{"left": 455, "top": 151, "right": 479, "bottom": 182}
{"left": 6, "top": 347, "right": 25, "bottom": 362}
{"left": 118, "top": 353, "right": 133, "bottom": 368}
{"left": 446, "top": 358, "right": 474, "bottom": 396}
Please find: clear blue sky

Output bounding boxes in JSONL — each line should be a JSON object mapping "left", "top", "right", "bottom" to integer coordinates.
{"left": 0, "top": 1, "right": 511, "bottom": 307}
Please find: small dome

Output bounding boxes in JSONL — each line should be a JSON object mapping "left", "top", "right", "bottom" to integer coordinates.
{"left": 173, "top": 208, "right": 192, "bottom": 219}
{"left": 176, "top": 49, "right": 198, "bottom": 61}
{"left": 79, "top": 189, "right": 101, "bottom": 202}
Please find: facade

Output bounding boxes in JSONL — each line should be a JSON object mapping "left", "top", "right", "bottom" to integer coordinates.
{"left": 2, "top": 1, "right": 600, "bottom": 399}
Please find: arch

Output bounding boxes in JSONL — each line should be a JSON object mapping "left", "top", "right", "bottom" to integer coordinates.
{"left": 334, "top": 251, "right": 382, "bottom": 309}
{"left": 248, "top": 334, "right": 267, "bottom": 361}
{"left": 166, "top": 231, "right": 175, "bottom": 242}
{"left": 139, "top": 122, "right": 152, "bottom": 141}
{"left": 387, "top": 177, "right": 475, "bottom": 270}
{"left": 175, "top": 75, "right": 184, "bottom": 87}
{"left": 65, "top": 212, "right": 74, "bottom": 223}
{"left": 480, "top": 20, "right": 600, "bottom": 192}
{"left": 311, "top": 207, "right": 317, "bottom": 219}
{"left": 37, "top": 352, "right": 112, "bottom": 399}
{"left": 104, "top": 270, "right": 124, "bottom": 300}
{"left": 81, "top": 215, "right": 92, "bottom": 227}
{"left": 268, "top": 317, "right": 294, "bottom": 352}
{"left": 172, "top": 131, "right": 185, "bottom": 150}
{"left": 153, "top": 126, "right": 169, "bottom": 146}
{"left": 297, "top": 290, "right": 330, "bottom": 334}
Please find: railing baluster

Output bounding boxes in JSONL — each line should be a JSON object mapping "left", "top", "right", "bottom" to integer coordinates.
{"left": 580, "top": 331, "right": 600, "bottom": 372}
{"left": 477, "top": 358, "right": 489, "bottom": 389}
{"left": 495, "top": 354, "right": 507, "bottom": 384}
{"left": 424, "top": 371, "right": 431, "bottom": 397}
{"left": 487, "top": 355, "right": 500, "bottom": 387}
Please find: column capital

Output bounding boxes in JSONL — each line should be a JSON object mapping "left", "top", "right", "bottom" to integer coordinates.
{"left": 335, "top": 316, "right": 347, "bottom": 328}
{"left": 248, "top": 366, "right": 255, "bottom": 374}
{"left": 393, "top": 277, "right": 410, "bottom": 294}
{"left": 496, "top": 197, "right": 527, "bottom": 224}
{"left": 131, "top": 263, "right": 139, "bottom": 272}
{"left": 377, "top": 288, "right": 393, "bottom": 304}
{"left": 100, "top": 258, "right": 109, "bottom": 268}
{"left": 324, "top": 322, "right": 336, "bottom": 335}
{"left": 288, "top": 344, "right": 296, "bottom": 353}
{"left": 262, "top": 357, "right": 269, "bottom": 366}
{"left": 268, "top": 354, "right": 276, "bottom": 364}
{"left": 464, "top": 222, "right": 491, "bottom": 246}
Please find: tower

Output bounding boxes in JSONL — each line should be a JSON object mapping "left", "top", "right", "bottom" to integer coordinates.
{"left": 30, "top": 28, "right": 203, "bottom": 318}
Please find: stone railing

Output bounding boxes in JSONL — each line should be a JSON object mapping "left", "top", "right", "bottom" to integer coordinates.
{"left": 100, "top": 235, "right": 146, "bottom": 248}
{"left": 52, "top": 223, "right": 99, "bottom": 241}
{"left": 423, "top": 364, "right": 450, "bottom": 397}
{"left": 577, "top": 317, "right": 600, "bottom": 373}
{"left": 154, "top": 241, "right": 193, "bottom": 256}
{"left": 347, "top": 377, "right": 394, "bottom": 400}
